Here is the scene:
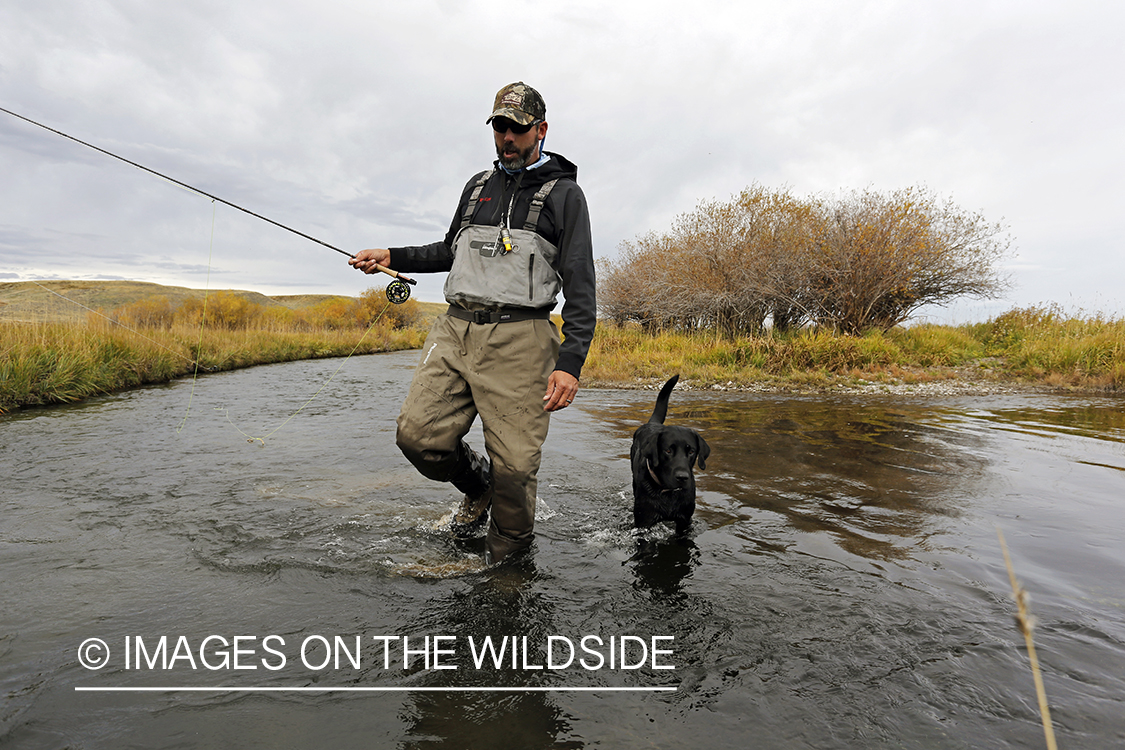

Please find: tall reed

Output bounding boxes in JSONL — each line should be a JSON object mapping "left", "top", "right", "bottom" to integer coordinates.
{"left": 997, "top": 528, "right": 1058, "bottom": 750}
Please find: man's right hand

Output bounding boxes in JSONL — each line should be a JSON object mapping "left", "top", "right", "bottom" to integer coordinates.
{"left": 349, "top": 248, "right": 391, "bottom": 274}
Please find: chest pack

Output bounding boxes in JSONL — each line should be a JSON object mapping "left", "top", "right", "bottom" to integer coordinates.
{"left": 444, "top": 169, "right": 563, "bottom": 310}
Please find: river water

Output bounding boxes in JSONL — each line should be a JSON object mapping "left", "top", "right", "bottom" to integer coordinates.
{"left": 2, "top": 350, "right": 1123, "bottom": 749}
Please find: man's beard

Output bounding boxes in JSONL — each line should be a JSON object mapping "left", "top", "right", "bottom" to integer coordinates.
{"left": 497, "top": 140, "right": 538, "bottom": 170}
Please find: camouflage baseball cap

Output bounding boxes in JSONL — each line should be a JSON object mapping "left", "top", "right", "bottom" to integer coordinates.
{"left": 486, "top": 82, "right": 546, "bottom": 126}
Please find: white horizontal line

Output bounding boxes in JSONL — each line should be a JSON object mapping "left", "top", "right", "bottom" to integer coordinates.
{"left": 76, "top": 686, "right": 676, "bottom": 693}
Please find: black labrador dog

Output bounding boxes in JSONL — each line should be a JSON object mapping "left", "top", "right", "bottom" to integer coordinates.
{"left": 631, "top": 375, "right": 710, "bottom": 532}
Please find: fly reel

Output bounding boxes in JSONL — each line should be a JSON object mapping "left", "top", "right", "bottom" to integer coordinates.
{"left": 386, "top": 278, "right": 411, "bottom": 304}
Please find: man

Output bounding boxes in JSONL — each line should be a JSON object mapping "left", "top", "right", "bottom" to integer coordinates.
{"left": 350, "top": 82, "right": 596, "bottom": 564}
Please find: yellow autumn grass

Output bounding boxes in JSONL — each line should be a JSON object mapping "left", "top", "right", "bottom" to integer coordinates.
{"left": 1, "top": 318, "right": 425, "bottom": 413}
{"left": 583, "top": 307, "right": 1125, "bottom": 391}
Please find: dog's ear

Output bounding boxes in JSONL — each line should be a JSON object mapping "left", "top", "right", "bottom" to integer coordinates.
{"left": 639, "top": 427, "right": 663, "bottom": 469}
{"left": 694, "top": 432, "right": 711, "bottom": 471}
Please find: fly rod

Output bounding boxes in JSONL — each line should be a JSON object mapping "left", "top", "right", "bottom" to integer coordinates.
{"left": 0, "top": 105, "right": 416, "bottom": 302}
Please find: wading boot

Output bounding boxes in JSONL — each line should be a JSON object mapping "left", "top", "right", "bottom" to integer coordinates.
{"left": 452, "top": 489, "right": 492, "bottom": 534}
{"left": 449, "top": 443, "right": 491, "bottom": 534}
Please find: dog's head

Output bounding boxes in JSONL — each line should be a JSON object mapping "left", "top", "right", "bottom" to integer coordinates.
{"left": 637, "top": 424, "right": 710, "bottom": 490}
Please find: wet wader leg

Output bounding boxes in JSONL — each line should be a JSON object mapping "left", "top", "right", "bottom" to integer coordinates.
{"left": 396, "top": 316, "right": 491, "bottom": 498}
{"left": 464, "top": 318, "right": 560, "bottom": 563}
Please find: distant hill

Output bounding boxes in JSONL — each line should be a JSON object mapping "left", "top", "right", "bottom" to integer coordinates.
{"left": 0, "top": 279, "right": 446, "bottom": 325}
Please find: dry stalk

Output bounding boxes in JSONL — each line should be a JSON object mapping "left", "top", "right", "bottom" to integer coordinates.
{"left": 996, "top": 527, "right": 1059, "bottom": 750}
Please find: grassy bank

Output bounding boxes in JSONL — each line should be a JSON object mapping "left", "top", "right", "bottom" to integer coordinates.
{"left": 1, "top": 319, "right": 426, "bottom": 413}
{"left": 582, "top": 306, "right": 1125, "bottom": 392}
{"left": 4, "top": 304, "right": 1122, "bottom": 414}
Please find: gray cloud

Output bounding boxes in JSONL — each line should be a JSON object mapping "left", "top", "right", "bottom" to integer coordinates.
{"left": 2, "top": 0, "right": 1122, "bottom": 317}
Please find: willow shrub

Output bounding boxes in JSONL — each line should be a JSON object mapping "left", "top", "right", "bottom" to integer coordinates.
{"left": 600, "top": 184, "right": 1013, "bottom": 337}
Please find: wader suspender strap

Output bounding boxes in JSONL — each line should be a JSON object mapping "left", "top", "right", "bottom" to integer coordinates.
{"left": 523, "top": 179, "right": 559, "bottom": 231}
{"left": 458, "top": 171, "right": 560, "bottom": 232}
{"left": 459, "top": 169, "right": 495, "bottom": 230}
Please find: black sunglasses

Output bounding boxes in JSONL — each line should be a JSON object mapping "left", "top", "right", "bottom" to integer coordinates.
{"left": 491, "top": 117, "right": 539, "bottom": 135}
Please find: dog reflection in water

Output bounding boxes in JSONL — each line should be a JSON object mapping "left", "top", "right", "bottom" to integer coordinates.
{"left": 630, "top": 375, "right": 710, "bottom": 533}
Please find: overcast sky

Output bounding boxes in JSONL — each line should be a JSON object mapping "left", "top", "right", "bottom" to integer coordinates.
{"left": 2, "top": 0, "right": 1121, "bottom": 321}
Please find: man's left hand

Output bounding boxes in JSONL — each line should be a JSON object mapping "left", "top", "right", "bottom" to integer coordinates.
{"left": 543, "top": 370, "right": 579, "bottom": 412}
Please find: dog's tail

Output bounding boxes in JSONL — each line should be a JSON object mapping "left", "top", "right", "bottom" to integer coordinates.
{"left": 648, "top": 374, "right": 679, "bottom": 424}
